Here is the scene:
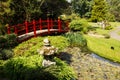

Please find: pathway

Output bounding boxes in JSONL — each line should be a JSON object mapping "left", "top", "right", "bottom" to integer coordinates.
{"left": 110, "top": 26, "right": 120, "bottom": 41}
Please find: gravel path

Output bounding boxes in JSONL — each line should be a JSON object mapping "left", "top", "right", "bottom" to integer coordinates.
{"left": 61, "top": 47, "right": 120, "bottom": 80}
{"left": 110, "top": 26, "right": 120, "bottom": 41}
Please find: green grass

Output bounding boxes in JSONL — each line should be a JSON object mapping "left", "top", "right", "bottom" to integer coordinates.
{"left": 88, "top": 22, "right": 120, "bottom": 35}
{"left": 117, "top": 31, "right": 120, "bottom": 35}
{"left": 84, "top": 35, "right": 120, "bottom": 62}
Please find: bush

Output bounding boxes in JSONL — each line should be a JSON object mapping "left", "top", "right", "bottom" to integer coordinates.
{"left": 69, "top": 19, "right": 91, "bottom": 33}
{"left": 64, "top": 32, "right": 87, "bottom": 47}
{"left": 0, "top": 49, "right": 13, "bottom": 60}
{"left": 4, "top": 55, "right": 43, "bottom": 80}
{"left": 4, "top": 56, "right": 77, "bottom": 80}
{"left": 0, "top": 60, "right": 6, "bottom": 78}
{"left": 0, "top": 34, "right": 18, "bottom": 48}
{"left": 14, "top": 36, "right": 69, "bottom": 57}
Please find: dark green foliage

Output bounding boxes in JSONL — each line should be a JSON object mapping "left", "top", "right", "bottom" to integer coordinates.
{"left": 0, "top": 49, "right": 13, "bottom": 60}
{"left": 0, "top": 60, "right": 6, "bottom": 78}
{"left": 71, "top": 0, "right": 93, "bottom": 18}
{"left": 4, "top": 56, "right": 77, "bottom": 80}
{"left": 14, "top": 36, "right": 69, "bottom": 57}
{"left": 0, "top": 34, "right": 18, "bottom": 48}
{"left": 64, "top": 32, "right": 87, "bottom": 47}
{"left": 69, "top": 19, "right": 91, "bottom": 33}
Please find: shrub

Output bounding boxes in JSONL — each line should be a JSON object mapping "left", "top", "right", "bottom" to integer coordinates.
{"left": 4, "top": 55, "right": 43, "bottom": 80}
{"left": 69, "top": 19, "right": 91, "bottom": 33}
{"left": 0, "top": 49, "right": 13, "bottom": 60}
{"left": 14, "top": 36, "right": 69, "bottom": 57}
{"left": 0, "top": 60, "right": 6, "bottom": 78}
{"left": 0, "top": 34, "right": 18, "bottom": 48}
{"left": 4, "top": 56, "right": 77, "bottom": 80}
{"left": 64, "top": 32, "right": 87, "bottom": 47}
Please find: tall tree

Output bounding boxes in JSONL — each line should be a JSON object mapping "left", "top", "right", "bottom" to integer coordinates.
{"left": 71, "top": 0, "right": 93, "bottom": 18}
{"left": 107, "top": 0, "right": 120, "bottom": 21}
{"left": 90, "top": 0, "right": 109, "bottom": 22}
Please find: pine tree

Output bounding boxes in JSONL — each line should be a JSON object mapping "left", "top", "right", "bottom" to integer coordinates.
{"left": 90, "top": 0, "right": 109, "bottom": 22}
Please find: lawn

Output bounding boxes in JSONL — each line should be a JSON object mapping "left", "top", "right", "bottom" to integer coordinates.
{"left": 88, "top": 22, "right": 120, "bottom": 35}
{"left": 84, "top": 35, "right": 120, "bottom": 63}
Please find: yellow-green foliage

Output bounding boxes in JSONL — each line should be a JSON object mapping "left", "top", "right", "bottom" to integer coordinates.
{"left": 14, "top": 36, "right": 69, "bottom": 57}
{"left": 85, "top": 35, "right": 120, "bottom": 62}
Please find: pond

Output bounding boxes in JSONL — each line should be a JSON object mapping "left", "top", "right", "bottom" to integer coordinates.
{"left": 91, "top": 53, "right": 120, "bottom": 67}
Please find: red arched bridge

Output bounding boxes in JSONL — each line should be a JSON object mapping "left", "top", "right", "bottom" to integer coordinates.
{"left": 7, "top": 18, "right": 69, "bottom": 42}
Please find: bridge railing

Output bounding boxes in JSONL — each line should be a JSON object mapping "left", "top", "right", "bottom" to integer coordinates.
{"left": 7, "top": 18, "right": 69, "bottom": 37}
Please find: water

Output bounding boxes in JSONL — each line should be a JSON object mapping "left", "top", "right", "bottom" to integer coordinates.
{"left": 91, "top": 53, "right": 120, "bottom": 67}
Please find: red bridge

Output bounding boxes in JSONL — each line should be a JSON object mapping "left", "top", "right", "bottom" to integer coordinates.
{"left": 7, "top": 18, "right": 69, "bottom": 42}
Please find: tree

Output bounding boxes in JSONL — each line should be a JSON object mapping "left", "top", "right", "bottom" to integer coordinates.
{"left": 107, "top": 0, "right": 120, "bottom": 21}
{"left": 90, "top": 0, "right": 109, "bottom": 22}
{"left": 0, "top": 0, "right": 14, "bottom": 25}
{"left": 71, "top": 0, "right": 93, "bottom": 18}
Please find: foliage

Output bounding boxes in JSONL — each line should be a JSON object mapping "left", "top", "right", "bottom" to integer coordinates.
{"left": 0, "top": 60, "right": 6, "bottom": 78}
{"left": 107, "top": 0, "right": 120, "bottom": 21}
{"left": 71, "top": 0, "right": 93, "bottom": 18}
{"left": 0, "top": 24, "right": 6, "bottom": 35}
{"left": 0, "top": 49, "right": 13, "bottom": 60}
{"left": 85, "top": 35, "right": 120, "bottom": 63}
{"left": 90, "top": 0, "right": 109, "bottom": 22}
{"left": 14, "top": 36, "right": 69, "bottom": 57}
{"left": 69, "top": 19, "right": 91, "bottom": 33}
{"left": 0, "top": 0, "right": 69, "bottom": 25}
{"left": 64, "top": 32, "right": 87, "bottom": 47}
{"left": 0, "top": 0, "right": 14, "bottom": 25}
{"left": 0, "top": 33, "right": 18, "bottom": 48}
{"left": 4, "top": 55, "right": 43, "bottom": 80}
{"left": 4, "top": 56, "right": 77, "bottom": 80}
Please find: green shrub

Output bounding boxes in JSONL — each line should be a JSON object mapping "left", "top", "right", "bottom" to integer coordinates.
{"left": 103, "top": 34, "right": 110, "bottom": 39}
{"left": 14, "top": 36, "right": 69, "bottom": 57}
{"left": 0, "top": 34, "right": 18, "bottom": 48}
{"left": 0, "top": 60, "right": 6, "bottom": 78}
{"left": 0, "top": 49, "right": 13, "bottom": 60}
{"left": 64, "top": 32, "right": 87, "bottom": 47}
{"left": 69, "top": 19, "right": 91, "bottom": 33}
{"left": 105, "top": 25, "right": 113, "bottom": 30}
{"left": 4, "top": 56, "right": 77, "bottom": 80}
{"left": 4, "top": 55, "right": 43, "bottom": 80}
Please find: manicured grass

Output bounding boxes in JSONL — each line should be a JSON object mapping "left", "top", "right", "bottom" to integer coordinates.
{"left": 84, "top": 35, "right": 120, "bottom": 62}
{"left": 117, "top": 31, "right": 120, "bottom": 35}
{"left": 88, "top": 22, "right": 120, "bottom": 35}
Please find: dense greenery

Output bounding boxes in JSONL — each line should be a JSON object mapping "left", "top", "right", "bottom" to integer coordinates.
{"left": 0, "top": 33, "right": 18, "bottom": 48}
{"left": 3, "top": 55, "right": 76, "bottom": 80}
{"left": 64, "top": 32, "right": 87, "bottom": 47}
{"left": 85, "top": 35, "right": 120, "bottom": 63}
{"left": 69, "top": 19, "right": 91, "bottom": 33}
{"left": 14, "top": 36, "right": 69, "bottom": 57}
{"left": 0, "top": 0, "right": 69, "bottom": 25}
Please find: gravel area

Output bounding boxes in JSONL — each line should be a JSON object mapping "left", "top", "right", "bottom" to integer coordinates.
{"left": 110, "top": 26, "right": 120, "bottom": 41}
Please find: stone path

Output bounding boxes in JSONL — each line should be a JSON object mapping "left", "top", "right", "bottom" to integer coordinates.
{"left": 110, "top": 26, "right": 120, "bottom": 41}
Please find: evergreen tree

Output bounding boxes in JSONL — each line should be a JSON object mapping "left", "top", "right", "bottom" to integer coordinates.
{"left": 90, "top": 0, "right": 109, "bottom": 22}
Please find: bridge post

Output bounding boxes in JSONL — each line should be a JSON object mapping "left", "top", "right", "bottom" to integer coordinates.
{"left": 47, "top": 18, "right": 50, "bottom": 34}
{"left": 58, "top": 18, "right": 61, "bottom": 32}
{"left": 25, "top": 21, "right": 28, "bottom": 33}
{"left": 14, "top": 26, "right": 18, "bottom": 34}
{"left": 39, "top": 18, "right": 42, "bottom": 30}
{"left": 7, "top": 24, "right": 10, "bottom": 34}
{"left": 50, "top": 19, "right": 53, "bottom": 29}
{"left": 33, "top": 20, "right": 36, "bottom": 37}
